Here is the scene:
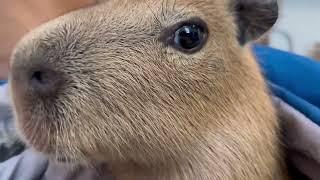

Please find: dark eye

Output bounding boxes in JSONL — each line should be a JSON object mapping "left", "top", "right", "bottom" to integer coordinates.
{"left": 160, "top": 18, "right": 208, "bottom": 54}
{"left": 174, "top": 24, "right": 205, "bottom": 50}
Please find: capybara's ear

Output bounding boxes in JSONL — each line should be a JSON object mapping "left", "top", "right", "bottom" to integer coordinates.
{"left": 230, "top": 0, "right": 279, "bottom": 45}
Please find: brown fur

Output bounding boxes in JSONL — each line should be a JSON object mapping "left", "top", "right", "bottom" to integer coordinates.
{"left": 9, "top": 0, "right": 289, "bottom": 179}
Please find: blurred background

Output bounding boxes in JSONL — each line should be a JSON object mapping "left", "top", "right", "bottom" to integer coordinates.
{"left": 258, "top": 0, "right": 320, "bottom": 60}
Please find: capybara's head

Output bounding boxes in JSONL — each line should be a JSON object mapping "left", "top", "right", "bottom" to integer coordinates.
{"left": 9, "top": 0, "right": 278, "bottom": 166}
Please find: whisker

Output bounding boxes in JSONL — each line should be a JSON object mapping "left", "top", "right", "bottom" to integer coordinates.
{"left": 172, "top": 0, "right": 177, "bottom": 12}
{"left": 176, "top": 1, "right": 207, "bottom": 15}
{"left": 142, "top": 0, "right": 163, "bottom": 27}
{"left": 161, "top": 0, "right": 166, "bottom": 21}
{"left": 165, "top": 0, "right": 170, "bottom": 16}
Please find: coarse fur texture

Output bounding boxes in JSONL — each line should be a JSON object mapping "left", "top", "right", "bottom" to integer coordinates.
{"left": 9, "top": 0, "right": 290, "bottom": 179}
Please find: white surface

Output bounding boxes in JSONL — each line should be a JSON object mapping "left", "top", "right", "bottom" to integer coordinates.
{"left": 270, "top": 0, "right": 320, "bottom": 55}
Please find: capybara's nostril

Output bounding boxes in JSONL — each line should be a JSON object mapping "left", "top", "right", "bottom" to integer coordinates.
{"left": 28, "top": 68, "right": 62, "bottom": 97}
{"left": 31, "top": 71, "right": 46, "bottom": 84}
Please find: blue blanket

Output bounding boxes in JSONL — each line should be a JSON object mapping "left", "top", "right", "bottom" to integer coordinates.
{"left": 253, "top": 45, "right": 320, "bottom": 126}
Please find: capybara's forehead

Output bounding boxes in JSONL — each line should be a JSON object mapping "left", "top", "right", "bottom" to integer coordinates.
{"left": 12, "top": 0, "right": 234, "bottom": 63}
{"left": 90, "top": 0, "right": 230, "bottom": 22}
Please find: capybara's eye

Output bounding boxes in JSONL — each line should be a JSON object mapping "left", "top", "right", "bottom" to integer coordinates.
{"left": 160, "top": 17, "right": 208, "bottom": 54}
{"left": 174, "top": 24, "right": 204, "bottom": 50}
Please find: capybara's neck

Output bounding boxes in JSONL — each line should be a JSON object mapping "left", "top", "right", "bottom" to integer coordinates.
{"left": 110, "top": 49, "right": 290, "bottom": 180}
{"left": 111, "top": 129, "right": 289, "bottom": 180}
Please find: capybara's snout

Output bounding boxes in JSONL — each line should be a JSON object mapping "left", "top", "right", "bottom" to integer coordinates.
{"left": 11, "top": 53, "right": 64, "bottom": 99}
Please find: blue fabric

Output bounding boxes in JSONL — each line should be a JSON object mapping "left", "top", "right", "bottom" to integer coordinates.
{"left": 253, "top": 44, "right": 320, "bottom": 125}
{"left": 269, "top": 82, "right": 320, "bottom": 125}
{"left": 253, "top": 45, "right": 320, "bottom": 108}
